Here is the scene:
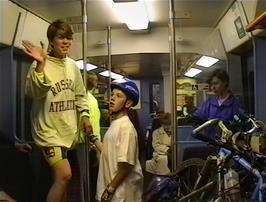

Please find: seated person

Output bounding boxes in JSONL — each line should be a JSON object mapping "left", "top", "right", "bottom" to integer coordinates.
{"left": 146, "top": 112, "right": 171, "bottom": 175}
{"left": 182, "top": 95, "right": 197, "bottom": 116}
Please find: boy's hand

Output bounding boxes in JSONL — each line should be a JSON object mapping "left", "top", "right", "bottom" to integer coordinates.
{"left": 80, "top": 116, "right": 93, "bottom": 135}
{"left": 101, "top": 185, "right": 116, "bottom": 202}
{"left": 22, "top": 40, "right": 47, "bottom": 64}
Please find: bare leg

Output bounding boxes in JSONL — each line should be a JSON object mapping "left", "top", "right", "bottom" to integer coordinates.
{"left": 0, "top": 191, "right": 17, "bottom": 202}
{"left": 46, "top": 159, "right": 72, "bottom": 202}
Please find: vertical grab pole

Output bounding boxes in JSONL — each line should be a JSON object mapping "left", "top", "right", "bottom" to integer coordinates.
{"left": 81, "top": 0, "right": 91, "bottom": 201}
{"left": 169, "top": 0, "right": 178, "bottom": 172}
{"left": 11, "top": 12, "right": 21, "bottom": 141}
{"left": 81, "top": 0, "right": 88, "bottom": 85}
{"left": 107, "top": 26, "right": 112, "bottom": 101}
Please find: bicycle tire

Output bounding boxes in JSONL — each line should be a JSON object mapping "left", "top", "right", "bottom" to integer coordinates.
{"left": 170, "top": 158, "right": 217, "bottom": 202}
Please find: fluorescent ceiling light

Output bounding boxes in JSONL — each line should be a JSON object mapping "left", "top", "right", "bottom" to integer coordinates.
{"left": 184, "top": 68, "right": 202, "bottom": 77}
{"left": 99, "top": 70, "right": 124, "bottom": 80}
{"left": 196, "top": 56, "right": 219, "bottom": 67}
{"left": 76, "top": 60, "right": 98, "bottom": 71}
{"left": 110, "top": 0, "right": 149, "bottom": 30}
{"left": 113, "top": 0, "right": 138, "bottom": 2}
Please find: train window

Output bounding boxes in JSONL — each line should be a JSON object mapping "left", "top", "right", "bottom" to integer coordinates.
{"left": 149, "top": 83, "right": 161, "bottom": 113}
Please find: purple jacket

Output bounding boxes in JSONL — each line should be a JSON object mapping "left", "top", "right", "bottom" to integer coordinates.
{"left": 194, "top": 94, "right": 243, "bottom": 122}
{"left": 194, "top": 94, "right": 244, "bottom": 138}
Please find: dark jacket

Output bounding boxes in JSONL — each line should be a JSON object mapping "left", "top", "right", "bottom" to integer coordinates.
{"left": 193, "top": 94, "right": 244, "bottom": 137}
{"left": 194, "top": 94, "right": 243, "bottom": 122}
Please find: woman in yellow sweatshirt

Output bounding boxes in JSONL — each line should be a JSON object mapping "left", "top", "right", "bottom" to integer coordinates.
{"left": 22, "top": 19, "right": 92, "bottom": 202}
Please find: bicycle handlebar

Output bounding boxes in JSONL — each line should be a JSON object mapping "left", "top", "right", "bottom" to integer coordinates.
{"left": 192, "top": 116, "right": 265, "bottom": 154}
{"left": 192, "top": 118, "right": 228, "bottom": 149}
{"left": 193, "top": 116, "right": 259, "bottom": 138}
{"left": 242, "top": 117, "right": 259, "bottom": 135}
{"left": 192, "top": 119, "right": 220, "bottom": 135}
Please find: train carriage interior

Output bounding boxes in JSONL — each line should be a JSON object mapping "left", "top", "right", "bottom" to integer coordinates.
{"left": 1, "top": 0, "right": 266, "bottom": 201}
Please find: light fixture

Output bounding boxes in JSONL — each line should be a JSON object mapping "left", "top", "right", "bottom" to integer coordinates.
{"left": 113, "top": 0, "right": 138, "bottom": 2}
{"left": 99, "top": 70, "right": 124, "bottom": 80}
{"left": 76, "top": 60, "right": 98, "bottom": 71}
{"left": 110, "top": 0, "right": 149, "bottom": 30}
{"left": 196, "top": 56, "right": 219, "bottom": 67}
{"left": 184, "top": 68, "right": 202, "bottom": 77}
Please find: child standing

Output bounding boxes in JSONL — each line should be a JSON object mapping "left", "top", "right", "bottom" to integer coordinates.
{"left": 92, "top": 79, "right": 143, "bottom": 202}
{"left": 22, "top": 19, "right": 92, "bottom": 202}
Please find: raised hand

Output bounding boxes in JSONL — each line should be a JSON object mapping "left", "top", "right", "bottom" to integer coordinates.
{"left": 22, "top": 40, "right": 47, "bottom": 64}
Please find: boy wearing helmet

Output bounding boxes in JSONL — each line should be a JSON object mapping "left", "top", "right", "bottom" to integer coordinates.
{"left": 92, "top": 78, "right": 143, "bottom": 202}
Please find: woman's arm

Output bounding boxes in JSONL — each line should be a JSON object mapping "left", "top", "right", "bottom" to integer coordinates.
{"left": 23, "top": 41, "right": 52, "bottom": 98}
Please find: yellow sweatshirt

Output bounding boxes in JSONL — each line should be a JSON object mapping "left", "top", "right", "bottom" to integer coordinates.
{"left": 25, "top": 56, "right": 89, "bottom": 148}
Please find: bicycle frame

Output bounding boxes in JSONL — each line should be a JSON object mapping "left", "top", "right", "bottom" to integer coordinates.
{"left": 179, "top": 117, "right": 266, "bottom": 202}
{"left": 176, "top": 147, "right": 266, "bottom": 202}
{"left": 220, "top": 148, "right": 266, "bottom": 202}
{"left": 177, "top": 154, "right": 219, "bottom": 202}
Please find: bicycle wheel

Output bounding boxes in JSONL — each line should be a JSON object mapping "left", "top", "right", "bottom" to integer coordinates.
{"left": 171, "top": 158, "right": 217, "bottom": 202}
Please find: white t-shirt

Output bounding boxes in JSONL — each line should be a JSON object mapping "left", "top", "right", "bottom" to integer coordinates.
{"left": 218, "top": 94, "right": 230, "bottom": 106}
{"left": 96, "top": 115, "right": 143, "bottom": 202}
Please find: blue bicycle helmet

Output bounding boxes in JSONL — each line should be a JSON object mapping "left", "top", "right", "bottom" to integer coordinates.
{"left": 111, "top": 78, "right": 139, "bottom": 107}
{"left": 144, "top": 176, "right": 178, "bottom": 201}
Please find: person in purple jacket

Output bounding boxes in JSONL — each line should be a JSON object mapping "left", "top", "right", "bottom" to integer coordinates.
{"left": 193, "top": 69, "right": 244, "bottom": 137}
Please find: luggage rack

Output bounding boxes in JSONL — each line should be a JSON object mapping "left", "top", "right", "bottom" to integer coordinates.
{"left": 246, "top": 11, "right": 266, "bottom": 32}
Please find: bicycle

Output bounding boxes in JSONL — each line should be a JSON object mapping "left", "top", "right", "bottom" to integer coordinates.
{"left": 144, "top": 115, "right": 266, "bottom": 202}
